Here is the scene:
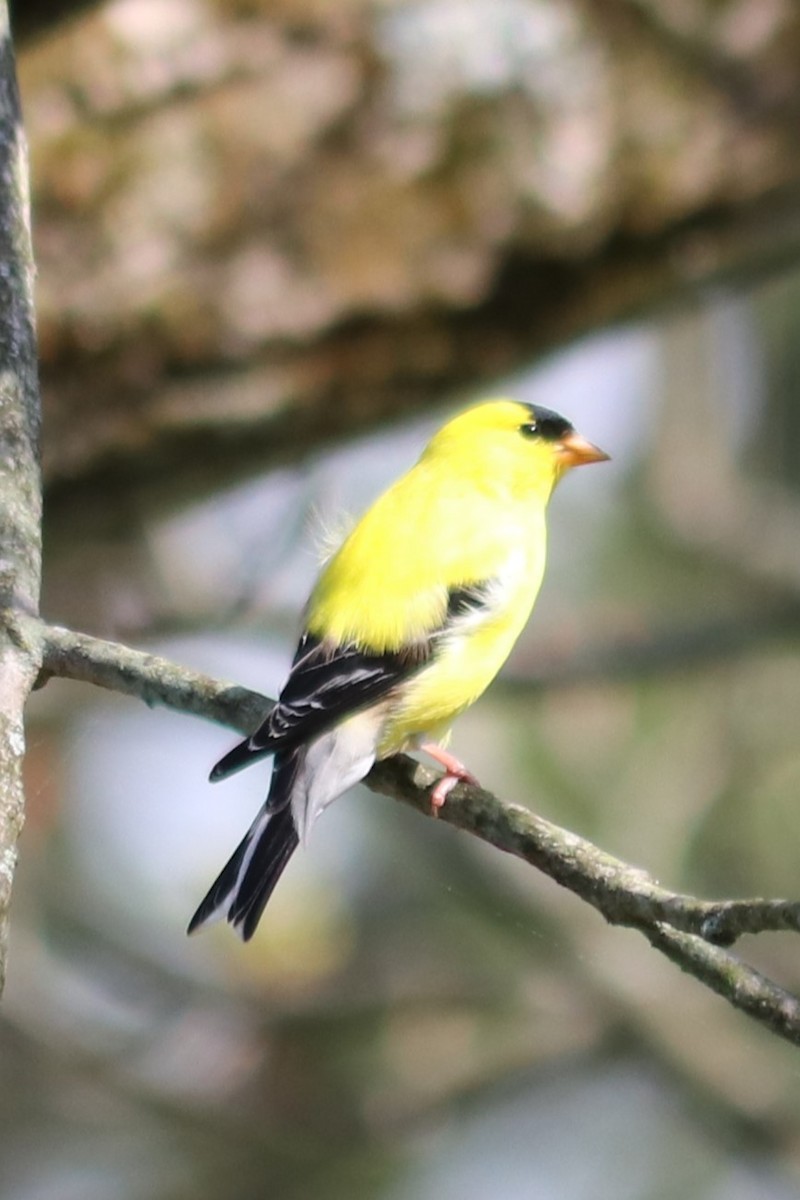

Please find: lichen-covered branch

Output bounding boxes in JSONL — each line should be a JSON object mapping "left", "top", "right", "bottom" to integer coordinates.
{"left": 40, "top": 622, "right": 271, "bottom": 735}
{"left": 0, "top": 4, "right": 43, "bottom": 996}
{"left": 644, "top": 924, "right": 800, "bottom": 1045}
{"left": 39, "top": 621, "right": 800, "bottom": 1047}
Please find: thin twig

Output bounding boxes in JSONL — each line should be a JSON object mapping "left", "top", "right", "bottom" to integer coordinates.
{"left": 37, "top": 619, "right": 800, "bottom": 1047}
{"left": 40, "top": 622, "right": 271, "bottom": 734}
{"left": 644, "top": 923, "right": 800, "bottom": 1043}
{"left": 365, "top": 757, "right": 800, "bottom": 945}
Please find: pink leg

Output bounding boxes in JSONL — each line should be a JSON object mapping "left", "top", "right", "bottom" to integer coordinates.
{"left": 419, "top": 742, "right": 479, "bottom": 814}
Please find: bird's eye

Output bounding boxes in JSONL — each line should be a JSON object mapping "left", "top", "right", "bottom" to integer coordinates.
{"left": 519, "top": 422, "right": 538, "bottom": 438}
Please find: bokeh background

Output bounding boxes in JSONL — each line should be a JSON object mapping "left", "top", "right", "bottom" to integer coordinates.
{"left": 7, "top": 2, "right": 800, "bottom": 1197}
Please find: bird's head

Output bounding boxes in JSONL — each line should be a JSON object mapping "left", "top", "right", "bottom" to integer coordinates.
{"left": 422, "top": 399, "right": 609, "bottom": 503}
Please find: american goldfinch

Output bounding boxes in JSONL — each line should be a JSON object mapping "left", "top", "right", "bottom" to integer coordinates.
{"left": 189, "top": 399, "right": 608, "bottom": 940}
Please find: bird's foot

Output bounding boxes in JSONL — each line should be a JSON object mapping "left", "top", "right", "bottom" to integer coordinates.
{"left": 419, "top": 742, "right": 479, "bottom": 816}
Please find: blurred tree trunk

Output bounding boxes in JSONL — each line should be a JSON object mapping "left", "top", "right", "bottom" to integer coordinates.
{"left": 16, "top": 0, "right": 800, "bottom": 536}
{"left": 0, "top": 1, "right": 43, "bottom": 996}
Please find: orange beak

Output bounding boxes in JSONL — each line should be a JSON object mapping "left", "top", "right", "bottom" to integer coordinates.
{"left": 556, "top": 430, "right": 610, "bottom": 468}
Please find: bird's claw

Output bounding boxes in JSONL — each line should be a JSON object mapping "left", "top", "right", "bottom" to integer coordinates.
{"left": 419, "top": 741, "right": 479, "bottom": 815}
{"left": 429, "top": 765, "right": 479, "bottom": 816}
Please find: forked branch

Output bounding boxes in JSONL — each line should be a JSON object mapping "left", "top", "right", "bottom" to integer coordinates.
{"left": 39, "top": 621, "right": 800, "bottom": 1048}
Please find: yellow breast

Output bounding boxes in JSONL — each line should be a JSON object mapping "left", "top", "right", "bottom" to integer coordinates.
{"left": 377, "top": 541, "right": 545, "bottom": 755}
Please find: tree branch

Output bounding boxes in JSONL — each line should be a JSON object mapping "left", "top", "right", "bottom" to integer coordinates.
{"left": 37, "top": 620, "right": 800, "bottom": 1047}
{"left": 0, "top": 5, "right": 43, "bottom": 996}
{"left": 40, "top": 622, "right": 271, "bottom": 734}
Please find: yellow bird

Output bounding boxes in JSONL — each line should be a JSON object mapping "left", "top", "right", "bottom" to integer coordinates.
{"left": 189, "top": 399, "right": 608, "bottom": 940}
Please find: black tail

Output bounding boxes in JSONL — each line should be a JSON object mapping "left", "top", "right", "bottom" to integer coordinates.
{"left": 228, "top": 805, "right": 299, "bottom": 940}
{"left": 188, "top": 753, "right": 300, "bottom": 941}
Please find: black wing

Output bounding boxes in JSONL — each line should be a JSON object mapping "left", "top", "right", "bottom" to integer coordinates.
{"left": 210, "top": 578, "right": 500, "bottom": 783}
{"left": 193, "top": 578, "right": 500, "bottom": 939}
{"left": 210, "top": 633, "right": 428, "bottom": 781}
